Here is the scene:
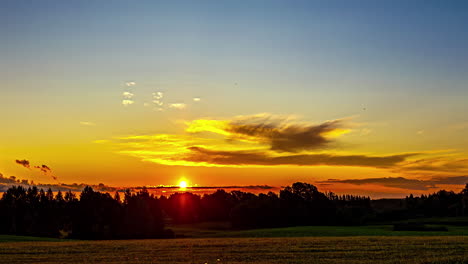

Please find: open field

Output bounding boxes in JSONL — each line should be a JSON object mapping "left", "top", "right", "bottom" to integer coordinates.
{"left": 0, "top": 236, "right": 467, "bottom": 264}
{"left": 0, "top": 235, "right": 64, "bottom": 243}
{"left": 170, "top": 222, "right": 468, "bottom": 238}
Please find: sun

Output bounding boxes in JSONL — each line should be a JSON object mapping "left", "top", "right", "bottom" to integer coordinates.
{"left": 178, "top": 180, "right": 188, "bottom": 189}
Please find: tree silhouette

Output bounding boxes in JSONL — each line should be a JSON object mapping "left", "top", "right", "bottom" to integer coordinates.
{"left": 0, "top": 181, "right": 467, "bottom": 239}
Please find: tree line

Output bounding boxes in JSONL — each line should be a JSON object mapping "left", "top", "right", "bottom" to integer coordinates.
{"left": 0, "top": 182, "right": 467, "bottom": 239}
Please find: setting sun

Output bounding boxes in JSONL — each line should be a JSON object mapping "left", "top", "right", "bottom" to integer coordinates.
{"left": 178, "top": 180, "right": 188, "bottom": 189}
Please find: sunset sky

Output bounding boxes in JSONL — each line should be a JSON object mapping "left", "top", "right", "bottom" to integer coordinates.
{"left": 2, "top": 0, "right": 468, "bottom": 198}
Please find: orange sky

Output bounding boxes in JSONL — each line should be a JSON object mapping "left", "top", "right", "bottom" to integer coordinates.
{"left": 2, "top": 1, "right": 468, "bottom": 198}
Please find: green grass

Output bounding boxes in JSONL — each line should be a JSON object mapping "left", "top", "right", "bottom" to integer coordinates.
{"left": 397, "top": 216, "right": 468, "bottom": 226}
{"left": 0, "top": 236, "right": 467, "bottom": 263}
{"left": 171, "top": 223, "right": 468, "bottom": 238}
{"left": 1, "top": 220, "right": 466, "bottom": 263}
{"left": 0, "top": 234, "right": 64, "bottom": 243}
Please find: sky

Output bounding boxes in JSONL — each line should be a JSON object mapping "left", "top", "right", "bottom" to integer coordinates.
{"left": 2, "top": 0, "right": 468, "bottom": 198}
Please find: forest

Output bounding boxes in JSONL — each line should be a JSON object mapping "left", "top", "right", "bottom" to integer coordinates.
{"left": 1, "top": 182, "right": 467, "bottom": 239}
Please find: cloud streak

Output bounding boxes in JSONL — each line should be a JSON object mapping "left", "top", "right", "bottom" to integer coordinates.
{"left": 99, "top": 113, "right": 468, "bottom": 176}
{"left": 122, "top": 99, "right": 134, "bottom": 106}
{"left": 152, "top": 92, "right": 164, "bottom": 106}
{"left": 185, "top": 147, "right": 416, "bottom": 168}
{"left": 122, "top": 91, "right": 134, "bottom": 99}
{"left": 15, "top": 160, "right": 58, "bottom": 182}
{"left": 319, "top": 176, "right": 468, "bottom": 190}
{"left": 169, "top": 103, "right": 186, "bottom": 110}
{"left": 15, "top": 159, "right": 30, "bottom": 168}
{"left": 397, "top": 157, "right": 468, "bottom": 173}
{"left": 186, "top": 113, "right": 351, "bottom": 152}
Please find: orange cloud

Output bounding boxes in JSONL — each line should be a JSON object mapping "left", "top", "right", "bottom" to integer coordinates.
{"left": 186, "top": 113, "right": 351, "bottom": 152}
{"left": 319, "top": 176, "right": 468, "bottom": 191}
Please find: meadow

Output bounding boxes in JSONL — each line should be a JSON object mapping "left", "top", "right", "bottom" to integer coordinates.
{"left": 0, "top": 236, "right": 467, "bottom": 264}
{"left": 171, "top": 223, "right": 468, "bottom": 238}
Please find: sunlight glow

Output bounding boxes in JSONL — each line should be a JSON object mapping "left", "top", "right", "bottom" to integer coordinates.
{"left": 178, "top": 180, "right": 188, "bottom": 189}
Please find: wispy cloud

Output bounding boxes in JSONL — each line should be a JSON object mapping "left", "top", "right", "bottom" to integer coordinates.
{"left": 185, "top": 146, "right": 417, "bottom": 168}
{"left": 0, "top": 172, "right": 274, "bottom": 194}
{"left": 319, "top": 176, "right": 468, "bottom": 191}
{"left": 169, "top": 103, "right": 186, "bottom": 110}
{"left": 15, "top": 160, "right": 59, "bottom": 181}
{"left": 100, "top": 114, "right": 417, "bottom": 169}
{"left": 122, "top": 99, "right": 134, "bottom": 106}
{"left": 152, "top": 92, "right": 164, "bottom": 106}
{"left": 125, "top": 81, "right": 136, "bottom": 87}
{"left": 98, "top": 113, "right": 468, "bottom": 174}
{"left": 186, "top": 113, "right": 351, "bottom": 152}
{"left": 80, "top": 121, "right": 96, "bottom": 126}
{"left": 397, "top": 157, "right": 468, "bottom": 173}
{"left": 15, "top": 159, "right": 30, "bottom": 168}
{"left": 122, "top": 91, "right": 134, "bottom": 99}
{"left": 193, "top": 97, "right": 201, "bottom": 102}
{"left": 0, "top": 173, "right": 115, "bottom": 192}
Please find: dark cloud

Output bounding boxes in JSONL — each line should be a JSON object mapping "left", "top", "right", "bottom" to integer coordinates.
{"left": 0, "top": 173, "right": 116, "bottom": 193}
{"left": 186, "top": 147, "right": 416, "bottom": 168}
{"left": 0, "top": 172, "right": 272, "bottom": 194}
{"left": 319, "top": 176, "right": 468, "bottom": 191}
{"left": 15, "top": 159, "right": 30, "bottom": 168}
{"left": 138, "top": 185, "right": 274, "bottom": 190}
{"left": 34, "top": 165, "right": 51, "bottom": 174}
{"left": 398, "top": 158, "right": 468, "bottom": 173}
{"left": 430, "top": 176, "right": 468, "bottom": 185}
{"left": 0, "top": 173, "right": 28, "bottom": 185}
{"left": 227, "top": 117, "right": 345, "bottom": 152}
{"left": 15, "top": 160, "right": 58, "bottom": 182}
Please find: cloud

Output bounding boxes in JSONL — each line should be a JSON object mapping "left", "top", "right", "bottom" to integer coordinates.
{"left": 319, "top": 176, "right": 468, "bottom": 191}
{"left": 15, "top": 159, "right": 30, "bottom": 168}
{"left": 0, "top": 172, "right": 276, "bottom": 194}
{"left": 125, "top": 81, "right": 136, "bottom": 87}
{"left": 152, "top": 92, "right": 163, "bottom": 100}
{"left": 80, "top": 121, "right": 96, "bottom": 126}
{"left": 193, "top": 97, "right": 201, "bottom": 102}
{"left": 140, "top": 185, "right": 274, "bottom": 190}
{"left": 169, "top": 103, "right": 186, "bottom": 110}
{"left": 0, "top": 174, "right": 30, "bottom": 186}
{"left": 186, "top": 113, "right": 351, "bottom": 152}
{"left": 99, "top": 113, "right": 468, "bottom": 173}
{"left": 0, "top": 173, "right": 117, "bottom": 192}
{"left": 34, "top": 164, "right": 51, "bottom": 174}
{"left": 184, "top": 146, "right": 416, "bottom": 168}
{"left": 397, "top": 157, "right": 468, "bottom": 173}
{"left": 15, "top": 160, "right": 58, "bottom": 182}
{"left": 122, "top": 99, "right": 134, "bottom": 106}
{"left": 122, "top": 91, "right": 134, "bottom": 99}
{"left": 152, "top": 92, "right": 164, "bottom": 106}
{"left": 97, "top": 114, "right": 424, "bottom": 169}
{"left": 111, "top": 132, "right": 418, "bottom": 168}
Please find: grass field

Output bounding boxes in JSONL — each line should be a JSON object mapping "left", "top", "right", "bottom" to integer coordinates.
{"left": 0, "top": 234, "right": 64, "bottom": 243}
{"left": 170, "top": 222, "right": 468, "bottom": 238}
{"left": 0, "top": 236, "right": 467, "bottom": 264}
{"left": 1, "top": 221, "right": 467, "bottom": 263}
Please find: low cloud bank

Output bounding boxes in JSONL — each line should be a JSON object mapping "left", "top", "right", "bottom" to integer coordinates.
{"left": 319, "top": 176, "right": 468, "bottom": 190}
